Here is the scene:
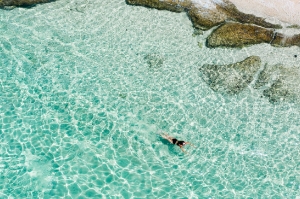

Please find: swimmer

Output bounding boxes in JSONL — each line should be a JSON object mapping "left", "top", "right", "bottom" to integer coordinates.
{"left": 161, "top": 133, "right": 195, "bottom": 153}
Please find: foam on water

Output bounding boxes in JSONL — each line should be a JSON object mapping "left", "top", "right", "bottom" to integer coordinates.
{"left": 1, "top": 0, "right": 300, "bottom": 198}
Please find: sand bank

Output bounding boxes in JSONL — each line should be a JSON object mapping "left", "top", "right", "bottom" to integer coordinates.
{"left": 229, "top": 0, "right": 300, "bottom": 26}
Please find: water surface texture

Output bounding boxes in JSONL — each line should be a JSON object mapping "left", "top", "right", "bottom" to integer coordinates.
{"left": 1, "top": 0, "right": 300, "bottom": 198}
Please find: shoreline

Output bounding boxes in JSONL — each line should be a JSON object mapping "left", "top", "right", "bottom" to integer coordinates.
{"left": 228, "top": 0, "right": 300, "bottom": 26}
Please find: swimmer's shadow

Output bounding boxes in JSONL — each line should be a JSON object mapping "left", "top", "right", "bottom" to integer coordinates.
{"left": 159, "top": 137, "right": 184, "bottom": 155}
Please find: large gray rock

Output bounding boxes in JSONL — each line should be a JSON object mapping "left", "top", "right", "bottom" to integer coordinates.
{"left": 199, "top": 56, "right": 261, "bottom": 94}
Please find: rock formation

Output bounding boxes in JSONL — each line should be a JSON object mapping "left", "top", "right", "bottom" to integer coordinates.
{"left": 199, "top": 55, "right": 300, "bottom": 103}
{"left": 188, "top": 1, "right": 280, "bottom": 30}
{"left": 0, "top": 0, "right": 54, "bottom": 7}
{"left": 207, "top": 23, "right": 300, "bottom": 48}
{"left": 216, "top": 1, "right": 281, "bottom": 29}
{"left": 187, "top": 3, "right": 228, "bottom": 30}
{"left": 126, "top": 0, "right": 280, "bottom": 30}
{"left": 207, "top": 23, "right": 274, "bottom": 48}
{"left": 199, "top": 56, "right": 261, "bottom": 94}
{"left": 125, "top": 0, "right": 300, "bottom": 49}
{"left": 255, "top": 65, "right": 300, "bottom": 103}
{"left": 271, "top": 33, "right": 300, "bottom": 47}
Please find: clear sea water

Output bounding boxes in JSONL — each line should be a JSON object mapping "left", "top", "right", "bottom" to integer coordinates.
{"left": 1, "top": 0, "right": 300, "bottom": 198}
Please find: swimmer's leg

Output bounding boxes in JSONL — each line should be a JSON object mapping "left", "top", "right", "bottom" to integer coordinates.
{"left": 160, "top": 133, "right": 175, "bottom": 144}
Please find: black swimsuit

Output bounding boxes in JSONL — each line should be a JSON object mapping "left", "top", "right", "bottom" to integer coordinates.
{"left": 172, "top": 139, "right": 185, "bottom": 146}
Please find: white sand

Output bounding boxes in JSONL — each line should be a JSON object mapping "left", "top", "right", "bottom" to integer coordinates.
{"left": 191, "top": 0, "right": 224, "bottom": 9}
{"left": 228, "top": 0, "right": 300, "bottom": 25}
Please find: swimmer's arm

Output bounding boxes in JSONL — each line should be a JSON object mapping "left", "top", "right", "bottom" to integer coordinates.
{"left": 185, "top": 142, "right": 196, "bottom": 148}
{"left": 180, "top": 146, "right": 187, "bottom": 153}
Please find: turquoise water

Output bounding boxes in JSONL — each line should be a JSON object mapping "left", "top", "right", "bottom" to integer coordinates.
{"left": 1, "top": 0, "right": 300, "bottom": 198}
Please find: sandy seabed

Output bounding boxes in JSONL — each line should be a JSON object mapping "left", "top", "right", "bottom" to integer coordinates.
{"left": 229, "top": 0, "right": 300, "bottom": 25}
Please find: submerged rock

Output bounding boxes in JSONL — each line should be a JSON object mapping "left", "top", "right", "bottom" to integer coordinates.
{"left": 144, "top": 53, "right": 165, "bottom": 68}
{"left": 192, "top": 28, "right": 204, "bottom": 37}
{"left": 199, "top": 56, "right": 261, "bottom": 94}
{"left": 287, "top": 24, "right": 300, "bottom": 29}
{"left": 207, "top": 23, "right": 274, "bottom": 48}
{"left": 255, "top": 65, "right": 300, "bottom": 103}
{"left": 254, "top": 64, "right": 281, "bottom": 89}
{"left": 0, "top": 0, "right": 54, "bottom": 7}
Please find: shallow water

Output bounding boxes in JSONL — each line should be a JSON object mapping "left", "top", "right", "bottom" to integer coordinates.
{"left": 0, "top": 0, "right": 300, "bottom": 198}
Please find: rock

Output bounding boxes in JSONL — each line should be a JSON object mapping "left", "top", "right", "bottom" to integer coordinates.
{"left": 127, "top": 0, "right": 299, "bottom": 48}
{"left": 144, "top": 53, "right": 165, "bottom": 68}
{"left": 207, "top": 22, "right": 274, "bottom": 48}
{"left": 271, "top": 33, "right": 300, "bottom": 47}
{"left": 218, "top": 1, "right": 281, "bottom": 29}
{"left": 207, "top": 23, "right": 300, "bottom": 48}
{"left": 287, "top": 24, "right": 300, "bottom": 29}
{"left": 255, "top": 64, "right": 300, "bottom": 103}
{"left": 188, "top": 1, "right": 280, "bottom": 30}
{"left": 126, "top": 0, "right": 281, "bottom": 30}
{"left": 254, "top": 64, "right": 281, "bottom": 89}
{"left": 187, "top": 4, "right": 228, "bottom": 30}
{"left": 0, "top": 0, "right": 54, "bottom": 7}
{"left": 199, "top": 56, "right": 261, "bottom": 94}
{"left": 197, "top": 42, "right": 203, "bottom": 48}
{"left": 192, "top": 28, "right": 203, "bottom": 37}
{"left": 125, "top": 0, "right": 192, "bottom": 12}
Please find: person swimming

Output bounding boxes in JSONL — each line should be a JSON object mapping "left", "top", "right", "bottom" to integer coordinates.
{"left": 161, "top": 133, "right": 194, "bottom": 153}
